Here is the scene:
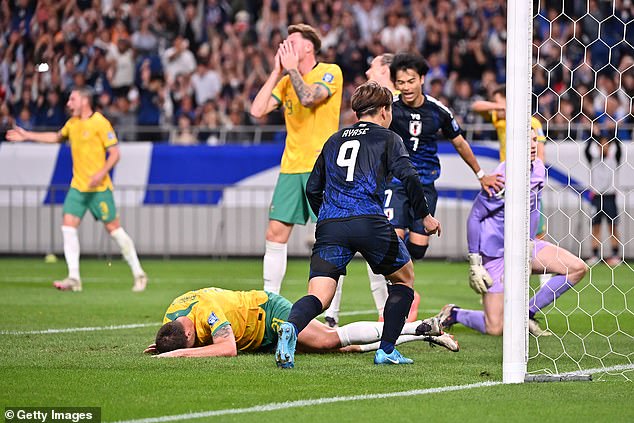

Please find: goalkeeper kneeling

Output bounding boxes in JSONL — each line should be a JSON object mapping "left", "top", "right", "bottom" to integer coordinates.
{"left": 434, "top": 130, "right": 588, "bottom": 336}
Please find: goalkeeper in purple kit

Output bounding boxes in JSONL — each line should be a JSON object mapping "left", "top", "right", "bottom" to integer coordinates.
{"left": 435, "top": 130, "right": 588, "bottom": 336}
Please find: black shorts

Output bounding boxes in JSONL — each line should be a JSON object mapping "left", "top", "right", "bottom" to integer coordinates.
{"left": 309, "top": 216, "right": 411, "bottom": 280}
{"left": 384, "top": 181, "right": 437, "bottom": 233}
{"left": 591, "top": 193, "right": 618, "bottom": 225}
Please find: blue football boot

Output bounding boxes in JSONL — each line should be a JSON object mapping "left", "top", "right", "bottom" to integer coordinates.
{"left": 374, "top": 348, "right": 414, "bottom": 365}
{"left": 275, "top": 322, "right": 297, "bottom": 369}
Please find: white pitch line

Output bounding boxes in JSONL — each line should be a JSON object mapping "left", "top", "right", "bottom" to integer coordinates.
{"left": 111, "top": 381, "right": 502, "bottom": 423}
{"left": 0, "top": 322, "right": 159, "bottom": 335}
{"left": 561, "top": 363, "right": 634, "bottom": 376}
{"left": 111, "top": 364, "right": 634, "bottom": 423}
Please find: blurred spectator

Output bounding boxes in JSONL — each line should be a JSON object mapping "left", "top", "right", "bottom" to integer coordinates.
{"left": 191, "top": 61, "right": 221, "bottom": 106}
{"left": 380, "top": 11, "right": 412, "bottom": 53}
{"left": 131, "top": 18, "right": 159, "bottom": 56}
{"left": 170, "top": 114, "right": 198, "bottom": 145}
{"left": 137, "top": 60, "right": 164, "bottom": 141}
{"left": 107, "top": 36, "right": 135, "bottom": 98}
{"left": 0, "top": 0, "right": 630, "bottom": 142}
{"left": 16, "top": 107, "right": 35, "bottom": 130}
{"left": 109, "top": 95, "right": 137, "bottom": 141}
{"left": 34, "top": 90, "right": 66, "bottom": 127}
{"left": 162, "top": 35, "right": 196, "bottom": 83}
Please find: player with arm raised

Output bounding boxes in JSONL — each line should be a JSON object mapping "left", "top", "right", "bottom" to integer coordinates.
{"left": 6, "top": 87, "right": 147, "bottom": 292}
{"left": 250, "top": 24, "right": 343, "bottom": 296}
{"left": 434, "top": 130, "right": 588, "bottom": 336}
{"left": 274, "top": 81, "right": 441, "bottom": 368}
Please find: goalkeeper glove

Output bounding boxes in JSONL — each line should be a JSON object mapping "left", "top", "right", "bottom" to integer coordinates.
{"left": 468, "top": 253, "right": 493, "bottom": 295}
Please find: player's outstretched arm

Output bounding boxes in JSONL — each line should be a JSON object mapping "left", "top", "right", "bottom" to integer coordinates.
{"left": 155, "top": 325, "right": 238, "bottom": 358}
{"left": 471, "top": 100, "right": 505, "bottom": 113}
{"left": 450, "top": 134, "right": 504, "bottom": 197}
{"left": 6, "top": 126, "right": 62, "bottom": 144}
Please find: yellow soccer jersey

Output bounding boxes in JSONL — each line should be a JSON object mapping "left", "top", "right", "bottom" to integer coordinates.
{"left": 272, "top": 62, "right": 343, "bottom": 173}
{"left": 60, "top": 112, "right": 118, "bottom": 192}
{"left": 491, "top": 112, "right": 546, "bottom": 162}
{"left": 162, "top": 287, "right": 270, "bottom": 352}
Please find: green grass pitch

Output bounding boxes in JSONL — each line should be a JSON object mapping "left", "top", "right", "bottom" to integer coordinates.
{"left": 0, "top": 257, "right": 632, "bottom": 422}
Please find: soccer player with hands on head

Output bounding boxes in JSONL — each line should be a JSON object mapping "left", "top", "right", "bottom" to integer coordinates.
{"left": 250, "top": 24, "right": 343, "bottom": 298}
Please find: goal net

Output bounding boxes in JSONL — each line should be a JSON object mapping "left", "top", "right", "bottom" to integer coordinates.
{"left": 521, "top": 0, "right": 633, "bottom": 381}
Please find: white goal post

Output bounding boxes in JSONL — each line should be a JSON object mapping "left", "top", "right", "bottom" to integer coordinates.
{"left": 505, "top": 0, "right": 633, "bottom": 382}
{"left": 503, "top": 0, "right": 532, "bottom": 384}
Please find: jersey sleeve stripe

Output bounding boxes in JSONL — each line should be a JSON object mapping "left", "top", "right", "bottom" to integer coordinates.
{"left": 314, "top": 81, "right": 332, "bottom": 96}
{"left": 271, "top": 93, "right": 282, "bottom": 105}
{"left": 426, "top": 95, "right": 454, "bottom": 117}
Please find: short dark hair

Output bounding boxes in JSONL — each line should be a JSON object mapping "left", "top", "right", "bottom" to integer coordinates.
{"left": 351, "top": 81, "right": 393, "bottom": 118}
{"left": 390, "top": 53, "right": 430, "bottom": 80}
{"left": 155, "top": 321, "right": 188, "bottom": 353}
{"left": 288, "top": 24, "right": 321, "bottom": 53}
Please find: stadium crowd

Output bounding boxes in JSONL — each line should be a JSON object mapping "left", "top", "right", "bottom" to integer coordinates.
{"left": 1, "top": 0, "right": 632, "bottom": 144}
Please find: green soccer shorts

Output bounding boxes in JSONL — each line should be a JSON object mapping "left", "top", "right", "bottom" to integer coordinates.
{"left": 269, "top": 172, "right": 317, "bottom": 225}
{"left": 62, "top": 187, "right": 118, "bottom": 223}
{"left": 259, "top": 292, "right": 293, "bottom": 351}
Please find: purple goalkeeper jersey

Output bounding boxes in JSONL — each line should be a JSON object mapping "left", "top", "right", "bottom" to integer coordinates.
{"left": 467, "top": 159, "right": 545, "bottom": 258}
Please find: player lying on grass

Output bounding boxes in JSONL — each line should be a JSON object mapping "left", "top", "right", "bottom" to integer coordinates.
{"left": 435, "top": 130, "right": 588, "bottom": 336}
{"left": 143, "top": 287, "right": 458, "bottom": 357}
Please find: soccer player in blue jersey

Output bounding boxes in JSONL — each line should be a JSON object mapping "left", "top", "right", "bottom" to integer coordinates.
{"left": 435, "top": 131, "right": 588, "bottom": 336}
{"left": 386, "top": 53, "right": 503, "bottom": 261}
{"left": 275, "top": 81, "right": 441, "bottom": 368}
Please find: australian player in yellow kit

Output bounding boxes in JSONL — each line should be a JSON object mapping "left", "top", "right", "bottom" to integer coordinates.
{"left": 250, "top": 24, "right": 343, "bottom": 296}
{"left": 143, "top": 287, "right": 459, "bottom": 357}
{"left": 471, "top": 85, "right": 547, "bottom": 162}
{"left": 6, "top": 87, "right": 147, "bottom": 292}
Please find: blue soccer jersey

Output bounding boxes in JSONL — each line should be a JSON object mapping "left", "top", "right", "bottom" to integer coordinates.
{"left": 306, "top": 121, "right": 429, "bottom": 221}
{"left": 389, "top": 95, "right": 462, "bottom": 184}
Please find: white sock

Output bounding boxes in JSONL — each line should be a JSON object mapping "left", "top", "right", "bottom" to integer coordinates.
{"left": 110, "top": 227, "right": 144, "bottom": 277}
{"left": 324, "top": 275, "right": 344, "bottom": 321}
{"left": 62, "top": 226, "right": 80, "bottom": 280}
{"left": 357, "top": 335, "right": 423, "bottom": 353}
{"left": 539, "top": 273, "right": 552, "bottom": 287}
{"left": 263, "top": 240, "right": 287, "bottom": 294}
{"left": 367, "top": 263, "right": 388, "bottom": 317}
{"left": 401, "top": 320, "right": 423, "bottom": 335}
{"left": 336, "top": 321, "right": 384, "bottom": 346}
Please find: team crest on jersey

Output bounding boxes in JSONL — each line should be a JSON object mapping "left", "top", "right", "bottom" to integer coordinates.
{"left": 322, "top": 73, "right": 334, "bottom": 83}
{"left": 208, "top": 312, "right": 219, "bottom": 326}
{"left": 409, "top": 120, "right": 422, "bottom": 136}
